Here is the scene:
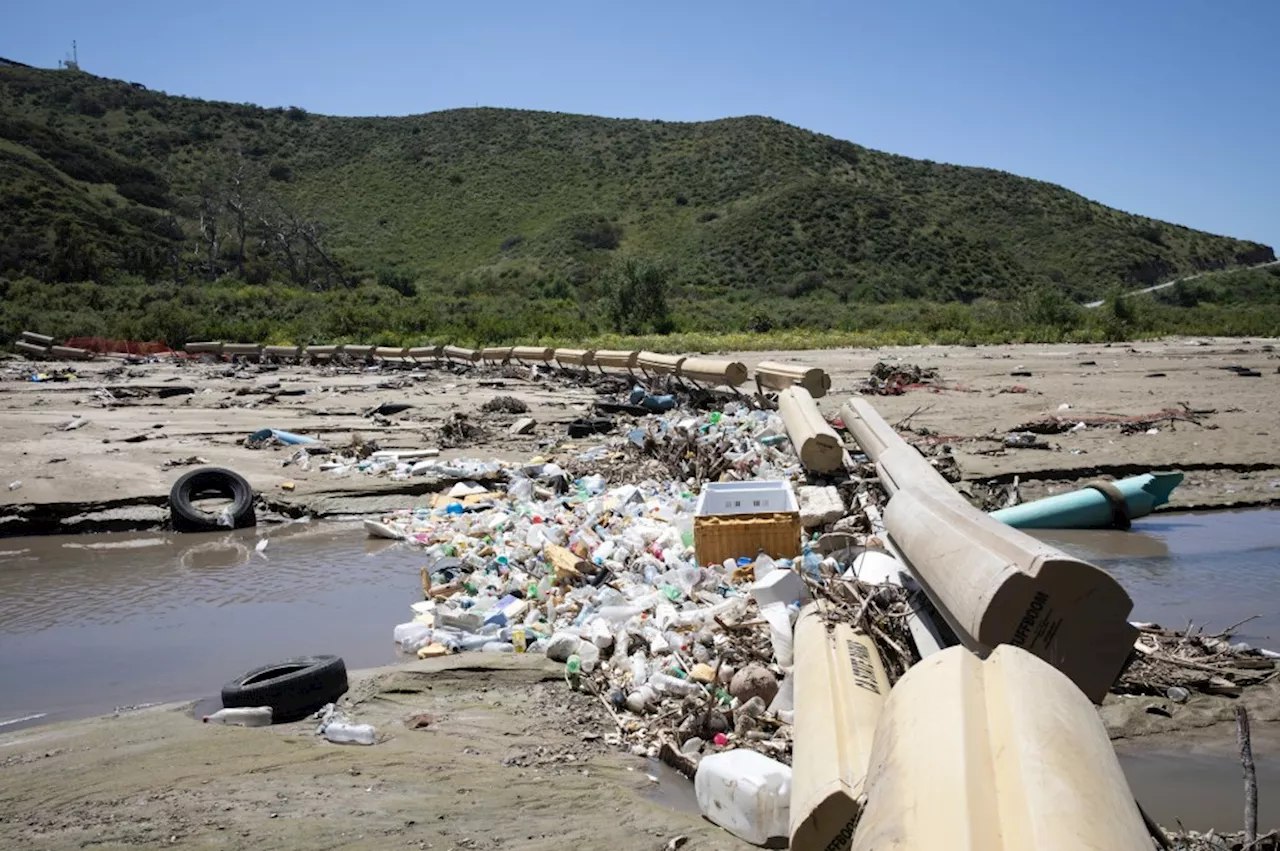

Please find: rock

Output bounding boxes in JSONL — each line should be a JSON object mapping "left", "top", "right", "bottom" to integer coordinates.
{"left": 1166, "top": 686, "right": 1190, "bottom": 703}
{"left": 717, "top": 664, "right": 736, "bottom": 686}
{"left": 688, "top": 663, "right": 717, "bottom": 684}
{"left": 545, "top": 632, "right": 582, "bottom": 662}
{"left": 729, "top": 664, "right": 779, "bottom": 706}
{"left": 798, "top": 485, "right": 845, "bottom": 528}
{"left": 509, "top": 417, "right": 536, "bottom": 436}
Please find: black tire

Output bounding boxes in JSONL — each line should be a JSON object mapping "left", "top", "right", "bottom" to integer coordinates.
{"left": 169, "top": 467, "right": 256, "bottom": 532}
{"left": 221, "top": 655, "right": 348, "bottom": 721}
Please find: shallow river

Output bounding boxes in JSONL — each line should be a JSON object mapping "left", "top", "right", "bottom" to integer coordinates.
{"left": 1, "top": 508, "right": 1278, "bottom": 829}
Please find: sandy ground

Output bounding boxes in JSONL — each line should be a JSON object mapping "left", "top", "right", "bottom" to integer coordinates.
{"left": 2, "top": 653, "right": 1276, "bottom": 850}
{"left": 2, "top": 336, "right": 1278, "bottom": 534}
{"left": 3, "top": 338, "right": 1279, "bottom": 847}
{"left": 0, "top": 655, "right": 741, "bottom": 851}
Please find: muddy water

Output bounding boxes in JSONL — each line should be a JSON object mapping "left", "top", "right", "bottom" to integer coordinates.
{"left": 1036, "top": 507, "right": 1280, "bottom": 831}
{"left": 2, "top": 509, "right": 1278, "bottom": 830}
{"left": 0, "top": 522, "right": 420, "bottom": 729}
{"left": 1037, "top": 508, "right": 1280, "bottom": 646}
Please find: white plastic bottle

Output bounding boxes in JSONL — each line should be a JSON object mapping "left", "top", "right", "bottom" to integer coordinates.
{"left": 203, "top": 706, "right": 272, "bottom": 727}
{"left": 694, "top": 749, "right": 792, "bottom": 845}
{"left": 322, "top": 721, "right": 376, "bottom": 745}
{"left": 649, "top": 672, "right": 702, "bottom": 697}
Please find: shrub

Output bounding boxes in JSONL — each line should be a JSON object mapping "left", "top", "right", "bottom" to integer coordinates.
{"left": 604, "top": 257, "right": 673, "bottom": 335}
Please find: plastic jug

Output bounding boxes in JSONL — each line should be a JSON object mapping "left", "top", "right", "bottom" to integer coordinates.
{"left": 203, "top": 707, "right": 272, "bottom": 727}
{"left": 322, "top": 721, "right": 376, "bottom": 745}
{"left": 694, "top": 749, "right": 792, "bottom": 846}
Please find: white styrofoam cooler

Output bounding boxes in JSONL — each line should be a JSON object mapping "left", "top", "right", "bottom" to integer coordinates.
{"left": 695, "top": 481, "right": 798, "bottom": 517}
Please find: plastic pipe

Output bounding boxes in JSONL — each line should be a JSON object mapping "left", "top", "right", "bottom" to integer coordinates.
{"left": 989, "top": 473, "right": 1183, "bottom": 530}
{"left": 756, "top": 361, "right": 832, "bottom": 398}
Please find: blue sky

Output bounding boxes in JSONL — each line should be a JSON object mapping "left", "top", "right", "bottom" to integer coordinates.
{"left": 5, "top": 1, "right": 1277, "bottom": 247}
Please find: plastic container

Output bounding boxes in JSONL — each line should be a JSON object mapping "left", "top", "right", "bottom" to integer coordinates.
{"left": 650, "top": 672, "right": 702, "bottom": 697}
{"left": 322, "top": 721, "right": 376, "bottom": 745}
{"left": 394, "top": 622, "right": 433, "bottom": 650}
{"left": 694, "top": 749, "right": 792, "bottom": 846}
{"left": 203, "top": 707, "right": 272, "bottom": 727}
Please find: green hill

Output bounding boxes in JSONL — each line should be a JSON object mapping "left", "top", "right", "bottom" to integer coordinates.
{"left": 0, "top": 65, "right": 1274, "bottom": 345}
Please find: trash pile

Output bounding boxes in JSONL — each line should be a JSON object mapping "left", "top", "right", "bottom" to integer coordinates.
{"left": 860, "top": 361, "right": 940, "bottom": 395}
{"left": 1116, "top": 620, "right": 1280, "bottom": 698}
{"left": 374, "top": 403, "right": 902, "bottom": 770}
{"left": 1010, "top": 403, "right": 1217, "bottom": 436}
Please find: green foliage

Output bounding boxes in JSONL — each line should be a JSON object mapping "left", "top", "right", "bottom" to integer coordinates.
{"left": 604, "top": 257, "right": 673, "bottom": 334}
{"left": 0, "top": 65, "right": 1275, "bottom": 349}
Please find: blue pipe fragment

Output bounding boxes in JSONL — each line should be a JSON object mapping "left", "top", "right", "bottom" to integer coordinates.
{"left": 989, "top": 472, "right": 1183, "bottom": 530}
{"left": 247, "top": 428, "right": 319, "bottom": 445}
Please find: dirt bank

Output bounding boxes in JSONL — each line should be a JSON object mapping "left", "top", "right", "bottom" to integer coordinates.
{"left": 0, "top": 655, "right": 743, "bottom": 851}
{"left": 4, "top": 653, "right": 1275, "bottom": 850}
{"left": 3, "top": 337, "right": 1278, "bottom": 535}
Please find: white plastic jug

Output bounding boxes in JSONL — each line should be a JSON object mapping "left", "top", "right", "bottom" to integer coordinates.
{"left": 694, "top": 749, "right": 792, "bottom": 846}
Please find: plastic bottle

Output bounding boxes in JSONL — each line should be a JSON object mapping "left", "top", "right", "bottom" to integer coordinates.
{"left": 694, "top": 750, "right": 792, "bottom": 846}
{"left": 322, "top": 721, "right": 376, "bottom": 745}
{"left": 203, "top": 707, "right": 272, "bottom": 727}
{"left": 650, "top": 672, "right": 702, "bottom": 697}
{"left": 482, "top": 641, "right": 515, "bottom": 653}
{"left": 625, "top": 685, "right": 656, "bottom": 714}
{"left": 629, "top": 650, "right": 650, "bottom": 685}
{"left": 753, "top": 553, "right": 777, "bottom": 582}
{"left": 393, "top": 622, "right": 433, "bottom": 651}
{"left": 801, "top": 549, "right": 823, "bottom": 581}
{"left": 512, "top": 626, "right": 527, "bottom": 653}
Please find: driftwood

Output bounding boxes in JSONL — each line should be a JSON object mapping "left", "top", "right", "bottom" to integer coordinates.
{"left": 1012, "top": 402, "right": 1216, "bottom": 435}
{"left": 1115, "top": 620, "right": 1278, "bottom": 696}
{"left": 1238, "top": 706, "right": 1258, "bottom": 847}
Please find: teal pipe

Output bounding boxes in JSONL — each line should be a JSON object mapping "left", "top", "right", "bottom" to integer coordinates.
{"left": 990, "top": 472, "right": 1183, "bottom": 530}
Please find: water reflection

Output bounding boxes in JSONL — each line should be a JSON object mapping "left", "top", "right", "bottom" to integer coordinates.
{"left": 1034, "top": 508, "right": 1280, "bottom": 644}
{"left": 0, "top": 522, "right": 424, "bottom": 725}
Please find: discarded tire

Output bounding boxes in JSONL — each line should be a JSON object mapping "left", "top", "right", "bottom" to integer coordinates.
{"left": 567, "top": 417, "right": 614, "bottom": 438}
{"left": 169, "top": 467, "right": 256, "bottom": 532}
{"left": 221, "top": 655, "right": 348, "bottom": 720}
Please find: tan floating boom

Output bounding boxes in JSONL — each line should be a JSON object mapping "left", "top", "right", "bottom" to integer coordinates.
{"left": 790, "top": 604, "right": 889, "bottom": 851}
{"left": 778, "top": 386, "right": 844, "bottom": 473}
{"left": 49, "top": 345, "right": 91, "bottom": 360}
{"left": 15, "top": 340, "right": 49, "bottom": 357}
{"left": 553, "top": 348, "right": 596, "bottom": 367}
{"left": 184, "top": 341, "right": 224, "bottom": 355}
{"left": 838, "top": 397, "right": 1136, "bottom": 703}
{"left": 262, "top": 345, "right": 301, "bottom": 360}
{"left": 479, "top": 346, "right": 512, "bottom": 363}
{"left": 305, "top": 344, "right": 337, "bottom": 360}
{"left": 222, "top": 343, "right": 263, "bottom": 359}
{"left": 406, "top": 345, "right": 441, "bottom": 361}
{"left": 851, "top": 646, "right": 1151, "bottom": 851}
{"left": 20, "top": 331, "right": 55, "bottom": 346}
{"left": 637, "top": 351, "right": 685, "bottom": 375}
{"left": 373, "top": 346, "right": 407, "bottom": 360}
{"left": 679, "top": 357, "right": 749, "bottom": 387}
{"left": 593, "top": 349, "right": 639, "bottom": 370}
{"left": 511, "top": 346, "right": 554, "bottom": 363}
{"left": 340, "top": 344, "right": 374, "bottom": 360}
{"left": 442, "top": 345, "right": 480, "bottom": 363}
{"left": 756, "top": 361, "right": 831, "bottom": 398}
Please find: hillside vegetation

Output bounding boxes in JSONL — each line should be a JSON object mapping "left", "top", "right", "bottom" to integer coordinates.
{"left": 0, "top": 65, "right": 1275, "bottom": 346}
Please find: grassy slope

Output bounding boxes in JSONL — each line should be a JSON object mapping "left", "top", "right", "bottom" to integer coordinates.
{"left": 1, "top": 66, "right": 1272, "bottom": 307}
